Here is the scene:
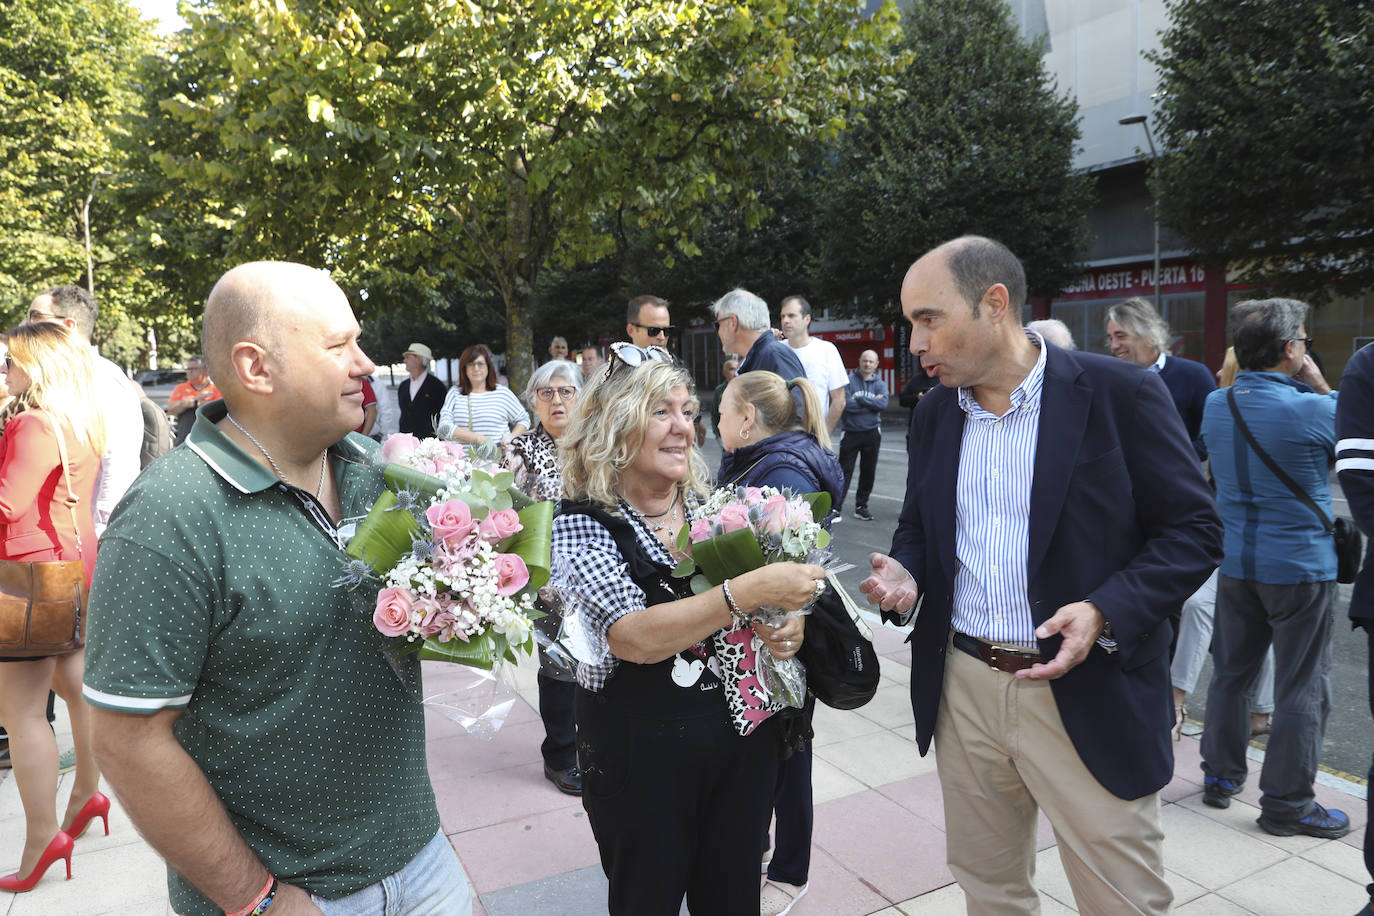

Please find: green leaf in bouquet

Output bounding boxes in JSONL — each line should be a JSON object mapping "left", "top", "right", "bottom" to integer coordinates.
{"left": 670, "top": 554, "right": 697, "bottom": 579}
{"left": 816, "top": 528, "right": 831, "bottom": 549}
{"left": 345, "top": 490, "right": 422, "bottom": 573}
{"left": 498, "top": 499, "right": 555, "bottom": 592}
{"left": 417, "top": 632, "right": 500, "bottom": 668}
{"left": 507, "top": 486, "right": 533, "bottom": 510}
{"left": 383, "top": 463, "right": 448, "bottom": 500}
{"left": 691, "top": 526, "right": 767, "bottom": 586}
{"left": 802, "top": 491, "right": 832, "bottom": 521}
{"left": 690, "top": 573, "right": 713, "bottom": 595}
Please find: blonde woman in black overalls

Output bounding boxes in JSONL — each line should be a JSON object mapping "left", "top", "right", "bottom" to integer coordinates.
{"left": 552, "top": 346, "right": 825, "bottom": 915}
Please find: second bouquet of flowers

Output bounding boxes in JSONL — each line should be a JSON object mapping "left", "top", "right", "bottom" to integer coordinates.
{"left": 673, "top": 485, "right": 832, "bottom": 714}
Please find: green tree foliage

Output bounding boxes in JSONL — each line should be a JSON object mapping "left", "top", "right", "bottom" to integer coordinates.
{"left": 805, "top": 0, "right": 1093, "bottom": 320}
{"left": 149, "top": 0, "right": 904, "bottom": 390}
{"left": 0, "top": 0, "right": 165, "bottom": 362}
{"left": 1149, "top": 0, "right": 1374, "bottom": 300}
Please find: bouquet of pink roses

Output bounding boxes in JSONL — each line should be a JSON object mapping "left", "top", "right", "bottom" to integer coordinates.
{"left": 343, "top": 433, "right": 553, "bottom": 673}
{"left": 673, "top": 485, "right": 832, "bottom": 711}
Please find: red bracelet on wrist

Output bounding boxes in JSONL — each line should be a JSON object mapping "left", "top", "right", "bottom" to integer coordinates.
{"left": 225, "top": 873, "right": 276, "bottom": 916}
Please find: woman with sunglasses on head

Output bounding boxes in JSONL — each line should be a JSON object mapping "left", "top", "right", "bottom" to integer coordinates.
{"left": 437, "top": 344, "right": 530, "bottom": 449}
{"left": 553, "top": 343, "right": 826, "bottom": 915}
{"left": 716, "top": 370, "right": 843, "bottom": 916}
{"left": 503, "top": 358, "right": 584, "bottom": 796}
{"left": 0, "top": 323, "right": 109, "bottom": 893}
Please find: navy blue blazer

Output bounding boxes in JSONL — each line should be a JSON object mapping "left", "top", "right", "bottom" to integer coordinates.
{"left": 397, "top": 373, "right": 448, "bottom": 439}
{"left": 890, "top": 345, "right": 1222, "bottom": 800}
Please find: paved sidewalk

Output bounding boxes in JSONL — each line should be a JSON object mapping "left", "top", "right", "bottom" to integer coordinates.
{"left": 1, "top": 617, "right": 1368, "bottom": 915}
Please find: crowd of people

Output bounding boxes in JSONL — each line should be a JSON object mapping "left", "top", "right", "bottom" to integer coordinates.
{"left": 0, "top": 241, "right": 1370, "bottom": 916}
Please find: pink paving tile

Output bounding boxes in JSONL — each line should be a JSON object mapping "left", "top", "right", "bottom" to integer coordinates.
{"left": 427, "top": 720, "right": 549, "bottom": 781}
{"left": 434, "top": 757, "right": 582, "bottom": 834}
{"left": 783, "top": 845, "right": 893, "bottom": 915}
{"left": 1343, "top": 824, "right": 1365, "bottom": 851}
{"left": 813, "top": 788, "right": 955, "bottom": 901}
{"left": 448, "top": 806, "right": 601, "bottom": 895}
{"left": 473, "top": 897, "right": 489, "bottom": 916}
{"left": 871, "top": 626, "right": 910, "bottom": 655}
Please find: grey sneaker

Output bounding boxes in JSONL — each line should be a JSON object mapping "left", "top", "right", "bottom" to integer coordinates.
{"left": 854, "top": 506, "right": 874, "bottom": 521}
{"left": 0, "top": 739, "right": 9, "bottom": 769}
{"left": 58, "top": 748, "right": 77, "bottom": 775}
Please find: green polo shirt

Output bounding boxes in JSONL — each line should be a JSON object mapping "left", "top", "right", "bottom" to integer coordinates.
{"left": 83, "top": 401, "right": 439, "bottom": 915}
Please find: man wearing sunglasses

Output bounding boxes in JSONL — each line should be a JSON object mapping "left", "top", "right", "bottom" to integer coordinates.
{"left": 625, "top": 294, "right": 675, "bottom": 349}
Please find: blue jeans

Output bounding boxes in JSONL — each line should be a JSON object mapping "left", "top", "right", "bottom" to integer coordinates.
{"left": 311, "top": 832, "right": 472, "bottom": 915}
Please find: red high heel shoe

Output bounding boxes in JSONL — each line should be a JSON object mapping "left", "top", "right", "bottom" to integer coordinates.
{"left": 0, "top": 831, "right": 74, "bottom": 892}
{"left": 65, "top": 792, "right": 111, "bottom": 840}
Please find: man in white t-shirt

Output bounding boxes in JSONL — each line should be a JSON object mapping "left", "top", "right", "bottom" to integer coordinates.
{"left": 28, "top": 285, "right": 143, "bottom": 535}
{"left": 780, "top": 295, "right": 847, "bottom": 433}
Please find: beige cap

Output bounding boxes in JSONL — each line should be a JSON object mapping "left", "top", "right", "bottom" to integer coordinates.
{"left": 404, "top": 342, "right": 433, "bottom": 362}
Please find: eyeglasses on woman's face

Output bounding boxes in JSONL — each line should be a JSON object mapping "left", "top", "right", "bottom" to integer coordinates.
{"left": 535, "top": 385, "right": 577, "bottom": 402}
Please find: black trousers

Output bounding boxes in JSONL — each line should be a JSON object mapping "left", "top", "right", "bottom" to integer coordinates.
{"left": 838, "top": 428, "right": 881, "bottom": 510}
{"left": 537, "top": 672, "right": 577, "bottom": 771}
{"left": 766, "top": 696, "right": 815, "bottom": 886}
{"left": 1365, "top": 625, "right": 1373, "bottom": 904}
{"left": 577, "top": 685, "right": 779, "bottom": 916}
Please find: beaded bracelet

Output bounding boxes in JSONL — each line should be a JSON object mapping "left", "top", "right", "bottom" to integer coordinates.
{"left": 226, "top": 873, "right": 277, "bottom": 916}
{"left": 721, "top": 579, "right": 747, "bottom": 624}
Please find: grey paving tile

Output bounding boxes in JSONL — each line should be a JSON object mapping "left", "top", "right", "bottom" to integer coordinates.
{"left": 1216, "top": 855, "right": 1368, "bottom": 915}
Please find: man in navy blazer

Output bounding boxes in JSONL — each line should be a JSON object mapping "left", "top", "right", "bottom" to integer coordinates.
{"left": 862, "top": 236, "right": 1221, "bottom": 914}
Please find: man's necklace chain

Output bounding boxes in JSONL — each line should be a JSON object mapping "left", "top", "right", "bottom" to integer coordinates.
{"left": 226, "top": 414, "right": 327, "bottom": 499}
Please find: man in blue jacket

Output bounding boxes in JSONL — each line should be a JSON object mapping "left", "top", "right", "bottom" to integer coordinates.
{"left": 861, "top": 236, "right": 1221, "bottom": 914}
{"left": 1199, "top": 298, "right": 1349, "bottom": 838}
{"left": 837, "top": 349, "right": 888, "bottom": 520}
{"left": 1335, "top": 343, "right": 1374, "bottom": 913}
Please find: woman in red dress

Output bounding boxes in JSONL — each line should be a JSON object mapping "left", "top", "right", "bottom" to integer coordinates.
{"left": 0, "top": 322, "right": 108, "bottom": 892}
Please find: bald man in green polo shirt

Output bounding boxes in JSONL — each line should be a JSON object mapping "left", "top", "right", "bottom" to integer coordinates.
{"left": 84, "top": 263, "right": 470, "bottom": 915}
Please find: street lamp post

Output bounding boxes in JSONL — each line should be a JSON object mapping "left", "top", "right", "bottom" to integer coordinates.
{"left": 82, "top": 171, "right": 111, "bottom": 295}
{"left": 1119, "top": 115, "right": 1161, "bottom": 311}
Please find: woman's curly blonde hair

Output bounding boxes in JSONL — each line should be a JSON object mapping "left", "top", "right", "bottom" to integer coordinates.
{"left": 1, "top": 322, "right": 107, "bottom": 455}
{"left": 559, "top": 359, "right": 710, "bottom": 509}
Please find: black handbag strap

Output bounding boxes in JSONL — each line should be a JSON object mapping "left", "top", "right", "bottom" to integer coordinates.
{"left": 1226, "top": 388, "right": 1334, "bottom": 534}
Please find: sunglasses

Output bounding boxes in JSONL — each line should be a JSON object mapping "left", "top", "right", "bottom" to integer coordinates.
{"left": 535, "top": 385, "right": 578, "bottom": 402}
{"left": 630, "top": 322, "right": 676, "bottom": 338}
{"left": 604, "top": 342, "right": 674, "bottom": 381}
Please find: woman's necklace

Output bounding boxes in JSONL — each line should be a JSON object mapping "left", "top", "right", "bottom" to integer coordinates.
{"left": 226, "top": 414, "right": 327, "bottom": 499}
{"left": 625, "top": 489, "right": 680, "bottom": 534}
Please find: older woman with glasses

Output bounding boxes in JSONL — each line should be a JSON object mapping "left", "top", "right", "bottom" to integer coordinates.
{"left": 504, "top": 358, "right": 584, "bottom": 795}
{"left": 553, "top": 343, "right": 825, "bottom": 915}
{"left": 438, "top": 344, "right": 529, "bottom": 448}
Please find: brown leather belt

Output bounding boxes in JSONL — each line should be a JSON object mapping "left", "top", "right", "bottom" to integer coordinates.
{"left": 951, "top": 632, "right": 1041, "bottom": 673}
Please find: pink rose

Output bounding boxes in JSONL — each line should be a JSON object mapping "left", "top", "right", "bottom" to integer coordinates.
{"left": 427, "top": 499, "right": 478, "bottom": 547}
{"left": 478, "top": 508, "right": 523, "bottom": 543}
{"left": 761, "top": 493, "right": 788, "bottom": 536}
{"left": 373, "top": 587, "right": 414, "bottom": 637}
{"left": 381, "top": 433, "right": 420, "bottom": 464}
{"left": 689, "top": 518, "right": 714, "bottom": 543}
{"left": 717, "top": 503, "right": 751, "bottom": 534}
{"left": 492, "top": 553, "right": 530, "bottom": 595}
{"left": 441, "top": 441, "right": 468, "bottom": 462}
{"left": 743, "top": 486, "right": 765, "bottom": 504}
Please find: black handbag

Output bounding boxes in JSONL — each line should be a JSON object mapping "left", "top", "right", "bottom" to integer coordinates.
{"left": 1227, "top": 389, "right": 1362, "bottom": 584}
{"left": 798, "top": 576, "right": 880, "bottom": 710}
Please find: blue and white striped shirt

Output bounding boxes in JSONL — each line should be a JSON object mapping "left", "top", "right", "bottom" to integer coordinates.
{"left": 949, "top": 332, "right": 1047, "bottom": 647}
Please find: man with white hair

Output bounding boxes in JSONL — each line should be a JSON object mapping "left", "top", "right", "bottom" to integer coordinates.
{"left": 85, "top": 262, "right": 471, "bottom": 915}
{"left": 711, "top": 288, "right": 804, "bottom": 381}
{"left": 1106, "top": 297, "right": 1215, "bottom": 460}
{"left": 1027, "top": 318, "right": 1075, "bottom": 350}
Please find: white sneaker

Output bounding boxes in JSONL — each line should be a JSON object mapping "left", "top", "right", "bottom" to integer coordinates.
{"left": 760, "top": 880, "right": 808, "bottom": 916}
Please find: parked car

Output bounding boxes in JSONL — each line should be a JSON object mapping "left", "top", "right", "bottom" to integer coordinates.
{"left": 138, "top": 368, "right": 187, "bottom": 387}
